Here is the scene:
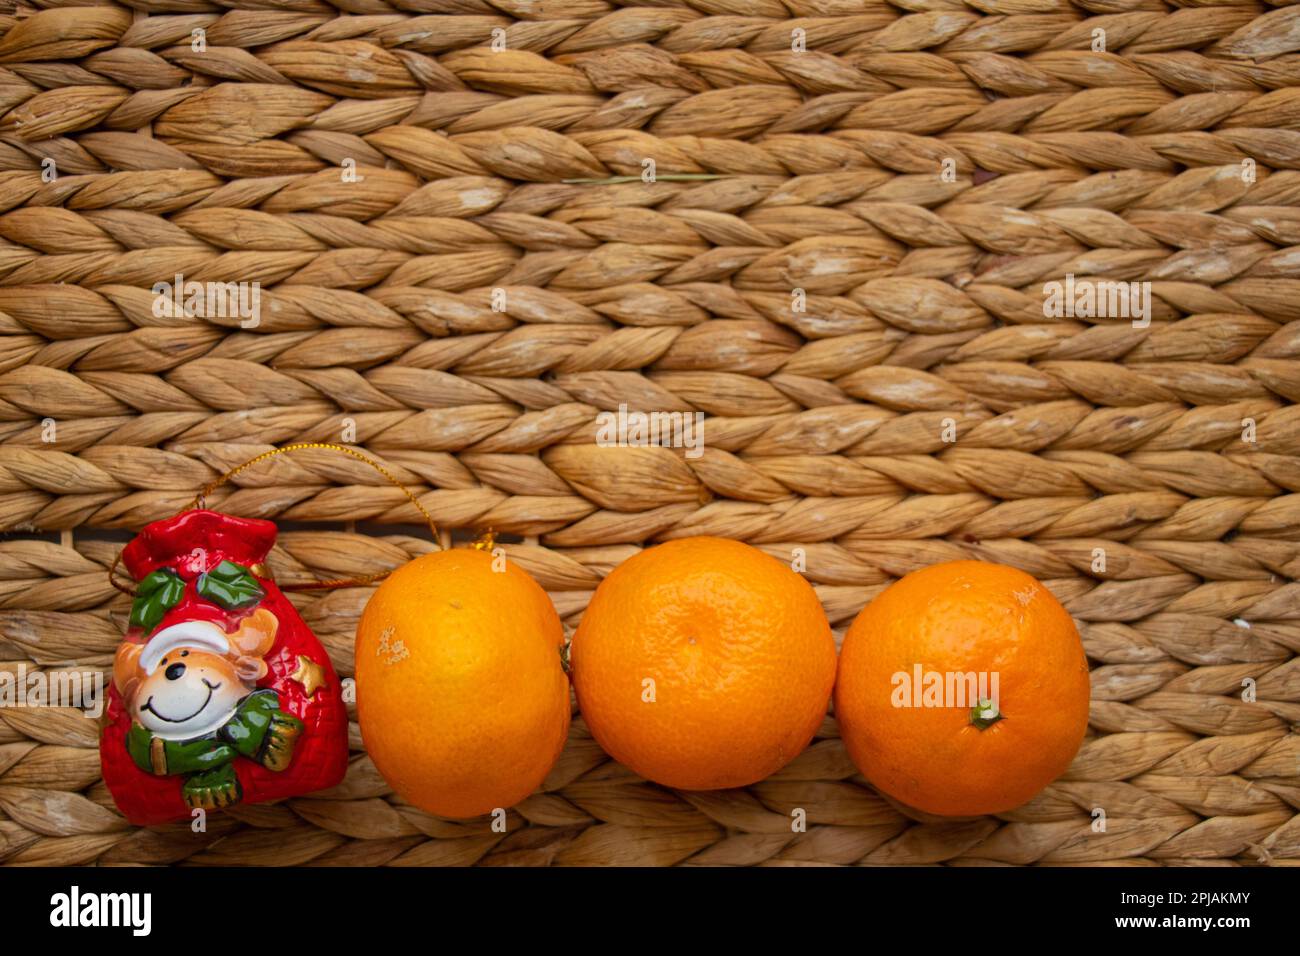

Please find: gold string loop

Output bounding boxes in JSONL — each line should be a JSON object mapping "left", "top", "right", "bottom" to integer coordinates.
{"left": 109, "top": 443, "right": 441, "bottom": 597}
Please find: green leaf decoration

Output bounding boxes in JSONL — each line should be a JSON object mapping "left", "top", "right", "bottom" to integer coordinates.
{"left": 197, "top": 560, "right": 264, "bottom": 610}
{"left": 129, "top": 569, "right": 186, "bottom": 634}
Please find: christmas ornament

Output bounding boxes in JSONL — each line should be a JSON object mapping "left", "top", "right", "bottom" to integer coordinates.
{"left": 100, "top": 443, "right": 432, "bottom": 826}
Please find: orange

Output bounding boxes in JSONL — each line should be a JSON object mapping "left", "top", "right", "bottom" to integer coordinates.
{"left": 834, "top": 560, "right": 1090, "bottom": 816}
{"left": 572, "top": 536, "right": 836, "bottom": 790}
{"left": 355, "top": 548, "right": 569, "bottom": 819}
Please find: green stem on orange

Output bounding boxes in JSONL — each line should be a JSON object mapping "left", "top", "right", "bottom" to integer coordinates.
{"left": 970, "top": 697, "right": 1004, "bottom": 730}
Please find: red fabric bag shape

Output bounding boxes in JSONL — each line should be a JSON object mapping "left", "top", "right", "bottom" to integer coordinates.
{"left": 101, "top": 509, "right": 348, "bottom": 826}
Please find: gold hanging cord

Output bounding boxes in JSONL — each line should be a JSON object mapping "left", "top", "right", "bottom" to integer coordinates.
{"left": 109, "top": 443, "right": 440, "bottom": 597}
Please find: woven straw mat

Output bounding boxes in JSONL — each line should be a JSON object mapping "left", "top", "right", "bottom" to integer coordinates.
{"left": 0, "top": 0, "right": 1298, "bottom": 868}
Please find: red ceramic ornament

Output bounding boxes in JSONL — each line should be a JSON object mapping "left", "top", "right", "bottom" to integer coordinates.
{"left": 101, "top": 509, "right": 348, "bottom": 826}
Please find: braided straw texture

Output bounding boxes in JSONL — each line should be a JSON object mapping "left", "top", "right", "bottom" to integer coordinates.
{"left": 1, "top": 0, "right": 1299, "bottom": 868}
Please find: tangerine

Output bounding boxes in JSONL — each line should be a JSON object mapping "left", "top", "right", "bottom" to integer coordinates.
{"left": 356, "top": 548, "right": 569, "bottom": 819}
{"left": 834, "top": 560, "right": 1090, "bottom": 816}
{"left": 572, "top": 536, "right": 836, "bottom": 790}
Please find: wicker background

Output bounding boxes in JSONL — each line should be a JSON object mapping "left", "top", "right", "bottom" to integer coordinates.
{"left": 0, "top": 0, "right": 1299, "bottom": 867}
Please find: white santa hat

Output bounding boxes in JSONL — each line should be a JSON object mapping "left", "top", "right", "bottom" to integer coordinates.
{"left": 139, "top": 621, "right": 230, "bottom": 675}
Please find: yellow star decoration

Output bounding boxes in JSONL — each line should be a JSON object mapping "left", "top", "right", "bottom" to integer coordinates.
{"left": 290, "top": 654, "right": 327, "bottom": 697}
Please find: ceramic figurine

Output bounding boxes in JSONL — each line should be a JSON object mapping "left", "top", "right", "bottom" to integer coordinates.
{"left": 101, "top": 509, "right": 348, "bottom": 826}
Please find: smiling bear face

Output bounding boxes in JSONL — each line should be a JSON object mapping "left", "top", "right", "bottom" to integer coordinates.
{"left": 135, "top": 646, "right": 249, "bottom": 738}
{"left": 115, "top": 609, "right": 280, "bottom": 742}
